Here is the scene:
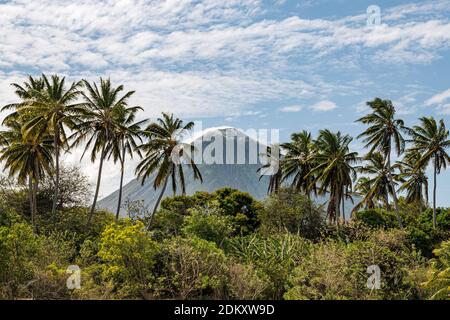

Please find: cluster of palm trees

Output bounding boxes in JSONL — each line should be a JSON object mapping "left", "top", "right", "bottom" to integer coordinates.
{"left": 0, "top": 74, "right": 202, "bottom": 229}
{"left": 1, "top": 75, "right": 449, "bottom": 230}
{"left": 262, "top": 98, "right": 450, "bottom": 228}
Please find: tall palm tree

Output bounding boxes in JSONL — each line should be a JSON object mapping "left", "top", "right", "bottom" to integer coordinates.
{"left": 107, "top": 106, "right": 147, "bottom": 220}
{"left": 356, "top": 98, "right": 407, "bottom": 227}
{"left": 71, "top": 78, "right": 135, "bottom": 227}
{"left": 409, "top": 117, "right": 450, "bottom": 228}
{"left": 281, "top": 131, "right": 317, "bottom": 199}
{"left": 396, "top": 150, "right": 429, "bottom": 209}
{"left": 257, "top": 145, "right": 282, "bottom": 195}
{"left": 309, "top": 130, "right": 359, "bottom": 225}
{"left": 16, "top": 74, "right": 82, "bottom": 214}
{"left": 0, "top": 119, "right": 53, "bottom": 228}
{"left": 135, "top": 113, "right": 203, "bottom": 229}
{"left": 358, "top": 152, "right": 399, "bottom": 210}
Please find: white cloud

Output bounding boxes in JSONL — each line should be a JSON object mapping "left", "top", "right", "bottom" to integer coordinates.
{"left": 425, "top": 88, "right": 450, "bottom": 106}
{"left": 309, "top": 100, "right": 337, "bottom": 112}
{"left": 2, "top": 0, "right": 450, "bottom": 198}
{"left": 279, "top": 105, "right": 302, "bottom": 112}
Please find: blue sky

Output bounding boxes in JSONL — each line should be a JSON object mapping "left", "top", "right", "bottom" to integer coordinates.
{"left": 0, "top": 0, "right": 449, "bottom": 204}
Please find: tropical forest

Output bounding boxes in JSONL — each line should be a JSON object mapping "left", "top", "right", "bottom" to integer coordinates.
{"left": 0, "top": 74, "right": 449, "bottom": 300}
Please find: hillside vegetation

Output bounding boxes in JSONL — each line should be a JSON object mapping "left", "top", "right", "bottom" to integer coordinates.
{"left": 1, "top": 74, "right": 450, "bottom": 300}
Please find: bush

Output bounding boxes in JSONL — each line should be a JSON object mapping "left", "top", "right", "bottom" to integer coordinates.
{"left": 182, "top": 206, "right": 235, "bottom": 247}
{"left": 154, "top": 236, "right": 228, "bottom": 299}
{"left": 156, "top": 188, "right": 262, "bottom": 236}
{"left": 150, "top": 208, "right": 185, "bottom": 240}
{"left": 95, "top": 220, "right": 160, "bottom": 299}
{"left": 354, "top": 209, "right": 399, "bottom": 229}
{"left": 418, "top": 208, "right": 450, "bottom": 230}
{"left": 0, "top": 223, "right": 76, "bottom": 299}
{"left": 227, "top": 263, "right": 271, "bottom": 300}
{"left": 258, "top": 189, "right": 325, "bottom": 240}
{"left": 284, "top": 230, "right": 424, "bottom": 300}
{"left": 321, "top": 220, "right": 372, "bottom": 243}
{"left": 36, "top": 208, "right": 114, "bottom": 248}
{"left": 422, "top": 240, "right": 450, "bottom": 300}
{"left": 226, "top": 233, "right": 311, "bottom": 299}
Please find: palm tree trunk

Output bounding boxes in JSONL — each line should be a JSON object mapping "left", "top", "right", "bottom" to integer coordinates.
{"left": 32, "top": 160, "right": 39, "bottom": 231}
{"left": 148, "top": 176, "right": 169, "bottom": 231}
{"left": 384, "top": 192, "right": 391, "bottom": 211}
{"left": 33, "top": 175, "right": 38, "bottom": 223}
{"left": 433, "top": 159, "right": 437, "bottom": 229}
{"left": 28, "top": 176, "right": 35, "bottom": 228}
{"left": 386, "top": 148, "right": 403, "bottom": 228}
{"left": 87, "top": 145, "right": 106, "bottom": 227}
{"left": 341, "top": 192, "right": 345, "bottom": 224}
{"left": 52, "top": 127, "right": 60, "bottom": 214}
{"left": 335, "top": 188, "right": 340, "bottom": 226}
{"left": 115, "top": 149, "right": 126, "bottom": 221}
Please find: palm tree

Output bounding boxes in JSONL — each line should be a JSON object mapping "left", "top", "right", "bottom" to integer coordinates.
{"left": 16, "top": 74, "right": 82, "bottom": 214}
{"left": 409, "top": 117, "right": 450, "bottom": 228}
{"left": 353, "top": 177, "right": 376, "bottom": 211}
{"left": 135, "top": 113, "right": 203, "bottom": 228}
{"left": 107, "top": 106, "right": 147, "bottom": 220}
{"left": 396, "top": 150, "right": 429, "bottom": 209}
{"left": 356, "top": 98, "right": 407, "bottom": 227}
{"left": 1, "top": 75, "right": 45, "bottom": 114}
{"left": 356, "top": 152, "right": 399, "bottom": 212}
{"left": 309, "top": 130, "right": 359, "bottom": 225}
{"left": 281, "top": 131, "right": 317, "bottom": 199}
{"left": 257, "top": 145, "right": 282, "bottom": 195}
{"left": 71, "top": 78, "right": 135, "bottom": 227}
{"left": 0, "top": 119, "right": 53, "bottom": 228}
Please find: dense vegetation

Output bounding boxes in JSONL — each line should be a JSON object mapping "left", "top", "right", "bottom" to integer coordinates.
{"left": 0, "top": 74, "right": 449, "bottom": 300}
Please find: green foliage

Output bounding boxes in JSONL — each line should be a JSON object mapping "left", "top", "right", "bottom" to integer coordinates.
{"left": 154, "top": 236, "right": 228, "bottom": 299}
{"left": 355, "top": 206, "right": 450, "bottom": 257}
{"left": 36, "top": 208, "right": 114, "bottom": 248}
{"left": 153, "top": 188, "right": 262, "bottom": 236}
{"left": 95, "top": 220, "right": 160, "bottom": 298}
{"left": 259, "top": 188, "right": 325, "bottom": 239}
{"left": 226, "top": 233, "right": 311, "bottom": 299}
{"left": 422, "top": 240, "right": 450, "bottom": 300}
{"left": 419, "top": 208, "right": 450, "bottom": 230}
{"left": 212, "top": 188, "right": 261, "bottom": 234}
{"left": 81, "top": 220, "right": 159, "bottom": 298}
{"left": 150, "top": 208, "right": 185, "bottom": 240}
{"left": 354, "top": 209, "right": 399, "bottom": 228}
{"left": 284, "top": 229, "right": 424, "bottom": 300}
{"left": 182, "top": 206, "right": 235, "bottom": 246}
{"left": 0, "top": 223, "right": 75, "bottom": 299}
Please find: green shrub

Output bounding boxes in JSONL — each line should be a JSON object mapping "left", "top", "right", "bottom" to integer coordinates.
{"left": 227, "top": 262, "right": 272, "bottom": 299}
{"left": 354, "top": 209, "right": 399, "bottom": 229}
{"left": 258, "top": 189, "right": 325, "bottom": 240}
{"left": 284, "top": 230, "right": 424, "bottom": 300}
{"left": 321, "top": 220, "right": 372, "bottom": 243}
{"left": 0, "top": 223, "right": 76, "bottom": 299}
{"left": 154, "top": 236, "right": 228, "bottom": 299}
{"left": 182, "top": 206, "right": 235, "bottom": 246}
{"left": 150, "top": 208, "right": 185, "bottom": 240}
{"left": 36, "top": 208, "right": 114, "bottom": 248}
{"left": 422, "top": 240, "right": 450, "bottom": 300}
{"left": 227, "top": 233, "right": 311, "bottom": 299}
{"left": 96, "top": 220, "right": 160, "bottom": 299}
{"left": 212, "top": 188, "right": 261, "bottom": 234}
{"left": 156, "top": 188, "right": 262, "bottom": 236}
{"left": 418, "top": 208, "right": 450, "bottom": 230}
